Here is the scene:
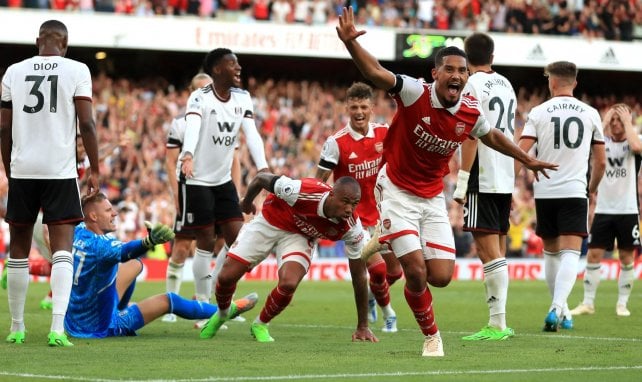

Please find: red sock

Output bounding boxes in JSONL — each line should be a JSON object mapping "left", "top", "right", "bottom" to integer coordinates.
{"left": 214, "top": 281, "right": 236, "bottom": 312}
{"left": 386, "top": 270, "right": 403, "bottom": 286}
{"left": 259, "top": 286, "right": 294, "bottom": 324}
{"left": 29, "top": 258, "right": 51, "bottom": 276}
{"left": 404, "top": 286, "right": 438, "bottom": 336}
{"left": 368, "top": 261, "right": 390, "bottom": 307}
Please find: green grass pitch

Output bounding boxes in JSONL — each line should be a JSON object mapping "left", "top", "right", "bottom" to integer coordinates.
{"left": 0, "top": 279, "right": 640, "bottom": 381}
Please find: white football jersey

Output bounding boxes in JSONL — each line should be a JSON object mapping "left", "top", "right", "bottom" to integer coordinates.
{"left": 166, "top": 114, "right": 186, "bottom": 178}
{"left": 463, "top": 71, "right": 517, "bottom": 194}
{"left": 595, "top": 135, "right": 642, "bottom": 214}
{"left": 522, "top": 96, "right": 604, "bottom": 198}
{"left": 183, "top": 85, "right": 267, "bottom": 186}
{"left": 1, "top": 55, "right": 92, "bottom": 179}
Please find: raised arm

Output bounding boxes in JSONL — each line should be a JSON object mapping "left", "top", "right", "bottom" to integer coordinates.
{"left": 336, "top": 7, "right": 396, "bottom": 91}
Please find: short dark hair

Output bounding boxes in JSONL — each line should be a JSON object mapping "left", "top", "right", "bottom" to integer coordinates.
{"left": 334, "top": 176, "right": 361, "bottom": 195}
{"left": 202, "top": 48, "right": 233, "bottom": 75}
{"left": 434, "top": 46, "right": 467, "bottom": 68}
{"left": 39, "top": 20, "right": 67, "bottom": 35}
{"left": 81, "top": 192, "right": 108, "bottom": 210}
{"left": 346, "top": 82, "right": 373, "bottom": 101}
{"left": 544, "top": 61, "right": 578, "bottom": 80}
{"left": 464, "top": 33, "right": 493, "bottom": 66}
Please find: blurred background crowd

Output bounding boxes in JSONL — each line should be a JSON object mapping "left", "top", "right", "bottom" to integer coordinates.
{"left": 1, "top": 0, "right": 642, "bottom": 41}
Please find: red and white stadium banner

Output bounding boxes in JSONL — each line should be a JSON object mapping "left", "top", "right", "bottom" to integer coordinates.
{"left": 137, "top": 257, "right": 641, "bottom": 282}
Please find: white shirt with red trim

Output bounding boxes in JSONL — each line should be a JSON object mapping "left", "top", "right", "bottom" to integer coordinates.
{"left": 262, "top": 176, "right": 365, "bottom": 259}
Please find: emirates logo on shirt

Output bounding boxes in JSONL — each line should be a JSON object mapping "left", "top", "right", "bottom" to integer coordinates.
{"left": 375, "top": 142, "right": 383, "bottom": 153}
{"left": 455, "top": 122, "right": 466, "bottom": 136}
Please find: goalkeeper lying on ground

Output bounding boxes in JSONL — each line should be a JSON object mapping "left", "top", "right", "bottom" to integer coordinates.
{"left": 62, "top": 192, "right": 257, "bottom": 341}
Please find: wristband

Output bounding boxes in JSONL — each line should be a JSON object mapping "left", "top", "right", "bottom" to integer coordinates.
{"left": 453, "top": 170, "right": 470, "bottom": 200}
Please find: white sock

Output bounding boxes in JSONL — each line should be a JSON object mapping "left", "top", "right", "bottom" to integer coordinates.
{"left": 551, "top": 249, "right": 580, "bottom": 312}
{"left": 7, "top": 258, "right": 29, "bottom": 332}
{"left": 484, "top": 258, "right": 508, "bottom": 330}
{"left": 192, "top": 248, "right": 213, "bottom": 301}
{"left": 166, "top": 260, "right": 185, "bottom": 294}
{"left": 50, "top": 251, "right": 74, "bottom": 333}
{"left": 211, "top": 244, "right": 229, "bottom": 288}
{"left": 381, "top": 304, "right": 396, "bottom": 318}
{"left": 617, "top": 263, "right": 635, "bottom": 306}
{"left": 544, "top": 251, "right": 560, "bottom": 301}
{"left": 582, "top": 262, "right": 602, "bottom": 306}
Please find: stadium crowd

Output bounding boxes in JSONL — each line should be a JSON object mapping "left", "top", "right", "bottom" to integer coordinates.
{"left": 1, "top": 71, "right": 640, "bottom": 260}
{"left": 1, "top": 0, "right": 642, "bottom": 41}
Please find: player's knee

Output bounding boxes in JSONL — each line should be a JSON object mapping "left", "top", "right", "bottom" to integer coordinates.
{"left": 427, "top": 274, "right": 452, "bottom": 288}
{"left": 367, "top": 261, "right": 387, "bottom": 284}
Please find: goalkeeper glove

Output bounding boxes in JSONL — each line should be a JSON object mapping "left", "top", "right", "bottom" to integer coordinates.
{"left": 142, "top": 221, "right": 175, "bottom": 249}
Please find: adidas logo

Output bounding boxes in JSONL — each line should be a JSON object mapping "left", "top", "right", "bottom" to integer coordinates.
{"left": 527, "top": 44, "right": 546, "bottom": 61}
{"left": 422, "top": 117, "right": 431, "bottom": 125}
{"left": 348, "top": 152, "right": 358, "bottom": 159}
{"left": 600, "top": 47, "right": 618, "bottom": 64}
{"left": 486, "top": 296, "right": 497, "bottom": 304}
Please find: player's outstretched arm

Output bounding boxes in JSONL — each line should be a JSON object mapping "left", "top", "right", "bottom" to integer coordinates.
{"left": 336, "top": 7, "right": 395, "bottom": 91}
{"left": 481, "top": 128, "right": 558, "bottom": 181}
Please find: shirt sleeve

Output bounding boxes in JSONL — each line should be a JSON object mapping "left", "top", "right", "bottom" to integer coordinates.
{"left": 1, "top": 66, "right": 13, "bottom": 104}
{"left": 74, "top": 64, "right": 93, "bottom": 100}
{"left": 591, "top": 110, "right": 605, "bottom": 143}
{"left": 273, "top": 176, "right": 302, "bottom": 206}
{"left": 182, "top": 90, "right": 203, "bottom": 156}
{"left": 318, "top": 136, "right": 339, "bottom": 171}
{"left": 341, "top": 218, "right": 366, "bottom": 260}
{"left": 521, "top": 107, "right": 539, "bottom": 140}
{"left": 470, "top": 113, "right": 491, "bottom": 138}
{"left": 394, "top": 74, "right": 425, "bottom": 108}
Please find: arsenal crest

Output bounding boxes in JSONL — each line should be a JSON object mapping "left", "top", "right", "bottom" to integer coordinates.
{"left": 455, "top": 122, "right": 466, "bottom": 136}
{"left": 374, "top": 142, "right": 383, "bottom": 153}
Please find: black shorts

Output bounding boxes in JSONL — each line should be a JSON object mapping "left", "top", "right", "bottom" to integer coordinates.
{"left": 6, "top": 178, "right": 83, "bottom": 225}
{"left": 535, "top": 198, "right": 588, "bottom": 239}
{"left": 588, "top": 213, "right": 640, "bottom": 250}
{"left": 463, "top": 192, "right": 511, "bottom": 234}
{"left": 176, "top": 181, "right": 242, "bottom": 233}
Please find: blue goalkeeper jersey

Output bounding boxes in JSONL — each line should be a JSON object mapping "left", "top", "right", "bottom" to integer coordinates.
{"left": 65, "top": 223, "right": 142, "bottom": 338}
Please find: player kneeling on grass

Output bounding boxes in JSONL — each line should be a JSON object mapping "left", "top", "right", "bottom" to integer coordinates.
{"left": 200, "top": 173, "right": 378, "bottom": 343}
{"left": 63, "top": 193, "right": 258, "bottom": 340}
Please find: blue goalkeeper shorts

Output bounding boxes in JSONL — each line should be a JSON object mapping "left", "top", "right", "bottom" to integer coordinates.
{"left": 107, "top": 304, "right": 144, "bottom": 337}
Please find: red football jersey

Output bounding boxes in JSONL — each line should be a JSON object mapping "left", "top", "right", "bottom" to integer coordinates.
{"left": 262, "top": 177, "right": 360, "bottom": 242}
{"left": 385, "top": 77, "right": 489, "bottom": 198}
{"left": 318, "top": 123, "right": 387, "bottom": 227}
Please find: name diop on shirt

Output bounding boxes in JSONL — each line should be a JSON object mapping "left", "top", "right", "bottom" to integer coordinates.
{"left": 546, "top": 103, "right": 586, "bottom": 114}
{"left": 413, "top": 125, "right": 461, "bottom": 156}
{"left": 347, "top": 157, "right": 382, "bottom": 180}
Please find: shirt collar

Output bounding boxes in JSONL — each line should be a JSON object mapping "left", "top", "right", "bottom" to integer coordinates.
{"left": 317, "top": 192, "right": 339, "bottom": 223}
{"left": 346, "top": 123, "right": 375, "bottom": 140}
